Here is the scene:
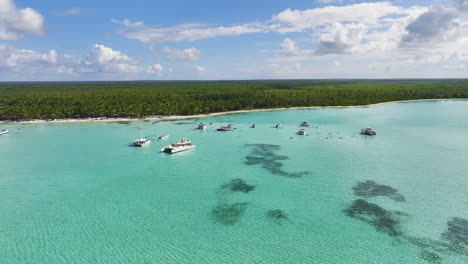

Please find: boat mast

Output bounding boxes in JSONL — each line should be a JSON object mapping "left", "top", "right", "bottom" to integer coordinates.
{"left": 140, "top": 120, "right": 143, "bottom": 138}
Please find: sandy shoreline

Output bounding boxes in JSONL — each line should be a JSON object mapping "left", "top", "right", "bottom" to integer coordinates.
{"left": 1, "top": 98, "right": 465, "bottom": 125}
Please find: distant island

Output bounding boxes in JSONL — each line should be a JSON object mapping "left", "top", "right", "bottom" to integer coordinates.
{"left": 1, "top": 80, "right": 468, "bottom": 122}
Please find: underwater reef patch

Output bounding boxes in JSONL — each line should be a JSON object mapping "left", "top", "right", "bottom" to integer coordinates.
{"left": 441, "top": 217, "right": 468, "bottom": 254}
{"left": 266, "top": 209, "right": 288, "bottom": 223}
{"left": 353, "top": 180, "right": 405, "bottom": 202}
{"left": 221, "top": 178, "right": 256, "bottom": 193}
{"left": 344, "top": 199, "right": 404, "bottom": 237}
{"left": 211, "top": 202, "right": 249, "bottom": 225}
{"left": 419, "top": 250, "right": 442, "bottom": 263}
{"left": 244, "top": 144, "right": 311, "bottom": 178}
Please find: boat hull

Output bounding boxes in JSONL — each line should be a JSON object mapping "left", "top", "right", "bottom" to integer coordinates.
{"left": 161, "top": 145, "right": 196, "bottom": 154}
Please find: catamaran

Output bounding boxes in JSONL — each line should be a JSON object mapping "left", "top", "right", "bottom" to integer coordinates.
{"left": 161, "top": 138, "right": 196, "bottom": 154}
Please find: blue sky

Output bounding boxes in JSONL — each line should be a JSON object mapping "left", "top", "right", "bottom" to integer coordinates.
{"left": 0, "top": 0, "right": 466, "bottom": 80}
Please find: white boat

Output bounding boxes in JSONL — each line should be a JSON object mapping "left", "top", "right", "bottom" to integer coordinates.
{"left": 361, "top": 128, "right": 376, "bottom": 135}
{"left": 161, "top": 138, "right": 196, "bottom": 154}
{"left": 132, "top": 138, "right": 151, "bottom": 147}
{"left": 298, "top": 129, "right": 306, "bottom": 135}
{"left": 198, "top": 123, "right": 207, "bottom": 130}
{"left": 159, "top": 135, "right": 170, "bottom": 140}
{"left": 300, "top": 122, "right": 310, "bottom": 127}
{"left": 275, "top": 124, "right": 282, "bottom": 128}
{"left": 132, "top": 120, "right": 151, "bottom": 146}
{"left": 0, "top": 129, "right": 10, "bottom": 135}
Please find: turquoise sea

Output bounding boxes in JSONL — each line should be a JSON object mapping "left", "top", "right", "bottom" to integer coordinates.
{"left": 0, "top": 100, "right": 467, "bottom": 264}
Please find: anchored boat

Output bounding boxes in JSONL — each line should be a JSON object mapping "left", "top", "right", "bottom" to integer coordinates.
{"left": 300, "top": 122, "right": 310, "bottom": 127}
{"left": 132, "top": 138, "right": 151, "bottom": 147}
{"left": 0, "top": 129, "right": 10, "bottom": 135}
{"left": 159, "top": 135, "right": 170, "bottom": 140}
{"left": 361, "top": 128, "right": 376, "bottom": 135}
{"left": 298, "top": 129, "right": 306, "bottom": 135}
{"left": 197, "top": 123, "right": 207, "bottom": 130}
{"left": 161, "top": 138, "right": 196, "bottom": 154}
{"left": 132, "top": 120, "right": 151, "bottom": 147}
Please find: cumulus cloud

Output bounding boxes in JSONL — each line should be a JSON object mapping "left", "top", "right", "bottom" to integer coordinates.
{"left": 0, "top": 44, "right": 57, "bottom": 71}
{"left": 0, "top": 0, "right": 45, "bottom": 40}
{"left": 400, "top": 6, "right": 458, "bottom": 45}
{"left": 455, "top": 0, "right": 468, "bottom": 11}
{"left": 280, "top": 38, "right": 303, "bottom": 56}
{"left": 146, "top": 64, "right": 164, "bottom": 73}
{"left": 163, "top": 47, "right": 201, "bottom": 61}
{"left": 80, "top": 44, "right": 140, "bottom": 73}
{"left": 272, "top": 2, "right": 407, "bottom": 33}
{"left": 316, "top": 23, "right": 367, "bottom": 55}
{"left": 196, "top": 66, "right": 205, "bottom": 72}
{"left": 76, "top": 44, "right": 165, "bottom": 76}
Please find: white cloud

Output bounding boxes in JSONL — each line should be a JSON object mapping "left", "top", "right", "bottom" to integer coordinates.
{"left": 401, "top": 6, "right": 458, "bottom": 45}
{"left": 54, "top": 7, "right": 90, "bottom": 16}
{"left": 0, "top": 0, "right": 45, "bottom": 40}
{"left": 163, "top": 47, "right": 201, "bottom": 61}
{"left": 272, "top": 2, "right": 408, "bottom": 33}
{"left": 316, "top": 23, "right": 367, "bottom": 55}
{"left": 112, "top": 19, "right": 272, "bottom": 44}
{"left": 77, "top": 44, "right": 166, "bottom": 76}
{"left": 280, "top": 38, "right": 303, "bottom": 56}
{"left": 110, "top": 18, "right": 144, "bottom": 28}
{"left": 196, "top": 66, "right": 205, "bottom": 72}
{"left": 0, "top": 44, "right": 57, "bottom": 71}
{"left": 455, "top": 0, "right": 468, "bottom": 11}
{"left": 80, "top": 44, "right": 140, "bottom": 73}
{"left": 147, "top": 64, "right": 164, "bottom": 73}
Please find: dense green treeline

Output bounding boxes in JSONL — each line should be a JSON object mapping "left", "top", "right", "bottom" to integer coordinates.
{"left": 1, "top": 80, "right": 467, "bottom": 120}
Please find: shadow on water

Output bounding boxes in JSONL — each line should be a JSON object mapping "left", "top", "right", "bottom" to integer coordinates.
{"left": 211, "top": 202, "right": 249, "bottom": 225}
{"left": 352, "top": 180, "right": 406, "bottom": 202}
{"left": 108, "top": 120, "right": 132, "bottom": 125}
{"left": 244, "top": 144, "right": 311, "bottom": 178}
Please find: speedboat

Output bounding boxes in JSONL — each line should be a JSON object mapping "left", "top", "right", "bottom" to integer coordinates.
{"left": 198, "top": 123, "right": 207, "bottom": 130}
{"left": 275, "top": 124, "right": 282, "bottom": 128}
{"left": 217, "top": 127, "right": 230, "bottom": 131}
{"left": 0, "top": 129, "right": 10, "bottom": 135}
{"left": 132, "top": 138, "right": 151, "bottom": 147}
{"left": 159, "top": 135, "right": 170, "bottom": 140}
{"left": 300, "top": 122, "right": 310, "bottom": 127}
{"left": 361, "top": 128, "right": 376, "bottom": 135}
{"left": 298, "top": 129, "right": 306, "bottom": 135}
{"left": 161, "top": 138, "right": 196, "bottom": 154}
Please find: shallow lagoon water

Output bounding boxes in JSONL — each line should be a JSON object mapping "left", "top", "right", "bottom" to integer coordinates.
{"left": 0, "top": 100, "right": 467, "bottom": 263}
